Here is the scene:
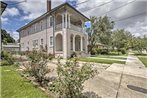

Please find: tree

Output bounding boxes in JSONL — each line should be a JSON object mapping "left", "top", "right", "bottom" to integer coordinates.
{"left": 132, "top": 37, "right": 146, "bottom": 53}
{"left": 111, "top": 29, "right": 132, "bottom": 53}
{"left": 49, "top": 58, "right": 96, "bottom": 98}
{"left": 88, "top": 16, "right": 114, "bottom": 54}
{"left": 1, "top": 29, "right": 15, "bottom": 44}
{"left": 97, "top": 16, "right": 114, "bottom": 47}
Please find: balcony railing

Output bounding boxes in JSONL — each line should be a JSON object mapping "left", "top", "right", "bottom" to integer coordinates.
{"left": 55, "top": 23, "right": 84, "bottom": 33}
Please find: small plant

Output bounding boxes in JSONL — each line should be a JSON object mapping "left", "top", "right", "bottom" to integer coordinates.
{"left": 1, "top": 51, "right": 14, "bottom": 66}
{"left": 28, "top": 61, "right": 50, "bottom": 87}
{"left": 49, "top": 58, "right": 97, "bottom": 98}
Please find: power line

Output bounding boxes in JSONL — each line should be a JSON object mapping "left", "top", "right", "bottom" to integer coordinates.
{"left": 77, "top": 0, "right": 90, "bottom": 5}
{"left": 114, "top": 11, "right": 147, "bottom": 22}
{"left": 82, "top": 0, "right": 113, "bottom": 12}
{"left": 101, "top": 0, "right": 136, "bottom": 15}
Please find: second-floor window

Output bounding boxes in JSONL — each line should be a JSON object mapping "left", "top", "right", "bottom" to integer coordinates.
{"left": 50, "top": 36, "right": 53, "bottom": 46}
{"left": 41, "top": 39, "right": 43, "bottom": 45}
{"left": 50, "top": 16, "right": 53, "bottom": 27}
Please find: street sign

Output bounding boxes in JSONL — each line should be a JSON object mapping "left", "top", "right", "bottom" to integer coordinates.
{"left": 85, "top": 21, "right": 91, "bottom": 28}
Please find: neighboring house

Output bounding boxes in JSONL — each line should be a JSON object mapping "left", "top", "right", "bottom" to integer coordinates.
{"left": 17, "top": 1, "right": 89, "bottom": 58}
{"left": 95, "top": 43, "right": 107, "bottom": 49}
{"left": 2, "top": 43, "right": 20, "bottom": 53}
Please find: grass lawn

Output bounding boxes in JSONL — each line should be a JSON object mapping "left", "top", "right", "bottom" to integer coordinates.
{"left": 78, "top": 58, "right": 126, "bottom": 64}
{"left": 138, "top": 57, "right": 147, "bottom": 67}
{"left": 96, "top": 55, "right": 127, "bottom": 60}
{"left": 1, "top": 65, "right": 50, "bottom": 98}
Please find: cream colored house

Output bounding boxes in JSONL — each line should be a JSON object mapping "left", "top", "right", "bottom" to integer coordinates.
{"left": 17, "top": 2, "right": 89, "bottom": 58}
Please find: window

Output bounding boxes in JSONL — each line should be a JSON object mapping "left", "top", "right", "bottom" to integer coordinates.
{"left": 40, "top": 21, "right": 43, "bottom": 30}
{"left": 50, "top": 16, "right": 53, "bottom": 26}
{"left": 33, "top": 40, "right": 38, "bottom": 47}
{"left": 50, "top": 36, "right": 53, "bottom": 46}
{"left": 47, "top": 16, "right": 50, "bottom": 28}
{"left": 41, "top": 39, "right": 43, "bottom": 45}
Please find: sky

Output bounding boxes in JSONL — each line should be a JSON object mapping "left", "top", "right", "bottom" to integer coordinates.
{"left": 1, "top": 0, "right": 147, "bottom": 41}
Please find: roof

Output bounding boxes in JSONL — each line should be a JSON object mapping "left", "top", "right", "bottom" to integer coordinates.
{"left": 17, "top": 3, "right": 89, "bottom": 32}
{"left": 0, "top": 1, "right": 7, "bottom": 14}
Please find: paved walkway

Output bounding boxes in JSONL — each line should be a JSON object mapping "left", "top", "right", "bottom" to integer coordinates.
{"left": 83, "top": 54, "right": 147, "bottom": 98}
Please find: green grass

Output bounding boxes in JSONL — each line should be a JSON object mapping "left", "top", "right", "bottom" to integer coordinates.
{"left": 138, "top": 57, "right": 147, "bottom": 67}
{"left": 96, "top": 55, "right": 127, "bottom": 60}
{"left": 78, "top": 58, "right": 125, "bottom": 64}
{"left": 1, "top": 65, "right": 50, "bottom": 98}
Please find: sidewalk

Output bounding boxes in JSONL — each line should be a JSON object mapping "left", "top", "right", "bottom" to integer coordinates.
{"left": 83, "top": 54, "right": 147, "bottom": 98}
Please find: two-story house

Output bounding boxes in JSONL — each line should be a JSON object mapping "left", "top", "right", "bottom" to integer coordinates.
{"left": 17, "top": 1, "right": 89, "bottom": 58}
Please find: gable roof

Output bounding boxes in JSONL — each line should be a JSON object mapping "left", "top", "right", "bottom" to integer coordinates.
{"left": 17, "top": 2, "right": 89, "bottom": 32}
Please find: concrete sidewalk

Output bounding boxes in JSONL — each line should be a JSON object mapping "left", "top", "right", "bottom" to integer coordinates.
{"left": 83, "top": 55, "right": 147, "bottom": 98}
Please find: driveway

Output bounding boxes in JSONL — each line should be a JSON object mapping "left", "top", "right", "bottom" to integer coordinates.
{"left": 83, "top": 54, "right": 147, "bottom": 98}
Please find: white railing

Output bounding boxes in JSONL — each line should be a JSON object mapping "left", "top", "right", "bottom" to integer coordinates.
{"left": 70, "top": 24, "right": 83, "bottom": 33}
{"left": 55, "top": 23, "right": 84, "bottom": 33}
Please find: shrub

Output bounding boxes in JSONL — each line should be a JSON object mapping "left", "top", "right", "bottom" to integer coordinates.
{"left": 27, "top": 50, "right": 41, "bottom": 63}
{"left": 91, "top": 48, "right": 97, "bottom": 55}
{"left": 96, "top": 48, "right": 102, "bottom": 54}
{"left": 49, "top": 58, "right": 97, "bottom": 98}
{"left": 1, "top": 51, "right": 14, "bottom": 66}
{"left": 70, "top": 52, "right": 77, "bottom": 58}
{"left": 23, "top": 50, "right": 52, "bottom": 87}
{"left": 120, "top": 48, "right": 126, "bottom": 54}
{"left": 48, "top": 53, "right": 55, "bottom": 60}
{"left": 28, "top": 61, "right": 50, "bottom": 87}
{"left": 100, "top": 49, "right": 109, "bottom": 55}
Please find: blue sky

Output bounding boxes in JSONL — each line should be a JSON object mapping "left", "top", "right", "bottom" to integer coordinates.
{"left": 1, "top": 0, "right": 147, "bottom": 41}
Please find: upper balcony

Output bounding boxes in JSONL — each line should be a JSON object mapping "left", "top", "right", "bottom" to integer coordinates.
{"left": 54, "top": 12, "right": 87, "bottom": 34}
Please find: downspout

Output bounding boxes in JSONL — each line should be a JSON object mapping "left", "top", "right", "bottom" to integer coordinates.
{"left": 46, "top": 15, "right": 48, "bottom": 53}
{"left": 51, "top": 13, "right": 55, "bottom": 55}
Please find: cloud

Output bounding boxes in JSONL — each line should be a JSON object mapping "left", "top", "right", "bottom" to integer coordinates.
{"left": 17, "top": 0, "right": 46, "bottom": 20}
{"left": 1, "top": 17, "right": 8, "bottom": 24}
{"left": 126, "top": 21, "right": 147, "bottom": 37}
{"left": 3, "top": 7, "right": 20, "bottom": 16}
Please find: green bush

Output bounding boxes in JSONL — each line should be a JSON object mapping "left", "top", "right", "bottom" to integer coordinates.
{"left": 100, "top": 49, "right": 109, "bottom": 55}
{"left": 70, "top": 52, "right": 77, "bottom": 58}
{"left": 120, "top": 48, "right": 126, "bottom": 54}
{"left": 1, "top": 51, "right": 14, "bottom": 66}
{"left": 96, "top": 48, "right": 102, "bottom": 54}
{"left": 49, "top": 58, "right": 97, "bottom": 98}
{"left": 91, "top": 48, "right": 97, "bottom": 55}
{"left": 26, "top": 61, "right": 50, "bottom": 87}
{"left": 48, "top": 53, "right": 55, "bottom": 60}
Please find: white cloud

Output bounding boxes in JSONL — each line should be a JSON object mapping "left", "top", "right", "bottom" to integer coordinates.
{"left": 17, "top": 0, "right": 46, "bottom": 20}
{"left": 126, "top": 21, "right": 147, "bottom": 37}
{"left": 3, "top": 7, "right": 20, "bottom": 16}
{"left": 1, "top": 17, "right": 8, "bottom": 24}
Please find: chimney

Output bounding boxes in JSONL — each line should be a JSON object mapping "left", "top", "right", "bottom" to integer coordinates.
{"left": 47, "top": 0, "right": 51, "bottom": 12}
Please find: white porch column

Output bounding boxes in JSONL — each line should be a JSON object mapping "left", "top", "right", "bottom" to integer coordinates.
{"left": 73, "top": 35, "right": 75, "bottom": 51}
{"left": 62, "top": 14, "right": 64, "bottom": 28}
{"left": 81, "top": 36, "right": 83, "bottom": 51}
{"left": 65, "top": 12, "right": 68, "bottom": 28}
{"left": 68, "top": 14, "right": 71, "bottom": 28}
